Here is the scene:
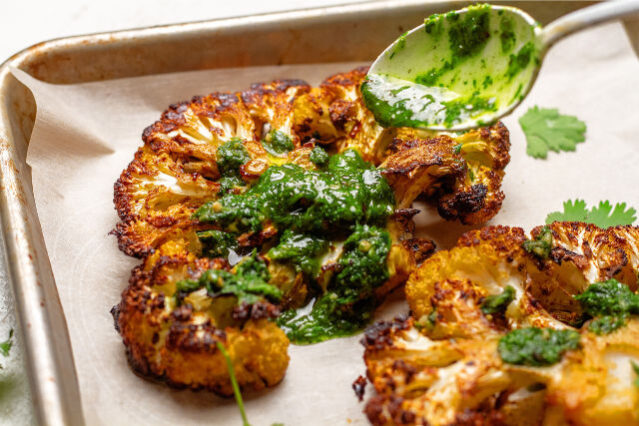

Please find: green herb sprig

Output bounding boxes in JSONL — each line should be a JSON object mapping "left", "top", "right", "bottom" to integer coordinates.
{"left": 546, "top": 199, "right": 636, "bottom": 228}
{"left": 216, "top": 341, "right": 250, "bottom": 426}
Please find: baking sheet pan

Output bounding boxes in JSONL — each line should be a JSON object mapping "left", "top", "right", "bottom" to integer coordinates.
{"left": 1, "top": 1, "right": 629, "bottom": 424}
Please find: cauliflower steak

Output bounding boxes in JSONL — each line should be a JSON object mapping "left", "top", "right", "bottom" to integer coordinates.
{"left": 362, "top": 222, "right": 639, "bottom": 425}
{"left": 112, "top": 67, "right": 511, "bottom": 396}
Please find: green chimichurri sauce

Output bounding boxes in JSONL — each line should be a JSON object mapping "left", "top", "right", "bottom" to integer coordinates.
{"left": 574, "top": 278, "right": 639, "bottom": 335}
{"left": 194, "top": 149, "right": 394, "bottom": 235}
{"left": 277, "top": 225, "right": 390, "bottom": 343}
{"left": 176, "top": 251, "right": 282, "bottom": 305}
{"left": 363, "top": 3, "right": 541, "bottom": 129}
{"left": 191, "top": 149, "right": 397, "bottom": 344}
{"left": 498, "top": 327, "right": 580, "bottom": 366}
{"left": 309, "top": 145, "right": 329, "bottom": 167}
{"left": 500, "top": 15, "right": 516, "bottom": 53}
{"left": 217, "top": 138, "right": 250, "bottom": 177}
{"left": 262, "top": 130, "right": 294, "bottom": 156}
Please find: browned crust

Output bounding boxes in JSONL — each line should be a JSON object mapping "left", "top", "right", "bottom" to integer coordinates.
{"left": 381, "top": 122, "right": 510, "bottom": 225}
{"left": 402, "top": 238, "right": 437, "bottom": 266}
{"left": 361, "top": 315, "right": 412, "bottom": 354}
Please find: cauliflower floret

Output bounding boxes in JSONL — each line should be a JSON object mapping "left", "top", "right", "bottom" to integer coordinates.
{"left": 362, "top": 223, "right": 639, "bottom": 425}
{"left": 381, "top": 123, "right": 510, "bottom": 225}
{"left": 113, "top": 240, "right": 289, "bottom": 395}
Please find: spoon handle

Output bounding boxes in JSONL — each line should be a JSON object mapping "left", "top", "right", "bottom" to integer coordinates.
{"left": 542, "top": 0, "right": 639, "bottom": 48}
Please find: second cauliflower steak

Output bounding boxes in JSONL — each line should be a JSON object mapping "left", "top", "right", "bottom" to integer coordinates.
{"left": 363, "top": 222, "right": 639, "bottom": 425}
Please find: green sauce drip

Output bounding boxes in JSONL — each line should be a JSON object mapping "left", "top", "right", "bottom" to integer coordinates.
{"left": 389, "top": 32, "right": 408, "bottom": 60}
{"left": 441, "top": 91, "right": 497, "bottom": 127}
{"left": 424, "top": 14, "right": 444, "bottom": 38}
{"left": 522, "top": 225, "right": 552, "bottom": 259}
{"left": 268, "top": 230, "right": 328, "bottom": 277}
{"left": 588, "top": 315, "right": 627, "bottom": 335}
{"left": 414, "top": 5, "right": 491, "bottom": 88}
{"left": 447, "top": 5, "right": 491, "bottom": 58}
{"left": 194, "top": 149, "right": 395, "bottom": 235}
{"left": 309, "top": 145, "right": 329, "bottom": 166}
{"left": 506, "top": 41, "right": 536, "bottom": 80}
{"left": 498, "top": 327, "right": 580, "bottom": 366}
{"left": 277, "top": 225, "right": 391, "bottom": 344}
{"left": 197, "top": 229, "right": 238, "bottom": 258}
{"left": 415, "top": 62, "right": 454, "bottom": 87}
{"left": 218, "top": 175, "right": 246, "bottom": 195}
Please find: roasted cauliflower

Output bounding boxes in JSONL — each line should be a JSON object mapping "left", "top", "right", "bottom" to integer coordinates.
{"left": 362, "top": 222, "right": 639, "bottom": 425}
{"left": 111, "top": 67, "right": 511, "bottom": 396}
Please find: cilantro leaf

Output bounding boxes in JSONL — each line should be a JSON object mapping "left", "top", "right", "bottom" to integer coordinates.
{"left": 545, "top": 200, "right": 588, "bottom": 223}
{"left": 545, "top": 199, "right": 637, "bottom": 228}
{"left": 519, "top": 106, "right": 586, "bottom": 159}
{"left": 216, "top": 341, "right": 251, "bottom": 426}
{"left": 588, "top": 201, "right": 637, "bottom": 228}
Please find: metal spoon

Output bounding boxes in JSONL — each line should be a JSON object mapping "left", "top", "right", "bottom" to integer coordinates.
{"left": 363, "top": 1, "right": 639, "bottom": 131}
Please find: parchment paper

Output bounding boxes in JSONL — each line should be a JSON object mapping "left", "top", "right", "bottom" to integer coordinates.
{"left": 10, "top": 21, "right": 639, "bottom": 426}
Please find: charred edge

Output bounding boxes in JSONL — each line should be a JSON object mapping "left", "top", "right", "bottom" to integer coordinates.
{"left": 165, "top": 320, "right": 227, "bottom": 353}
{"left": 113, "top": 149, "right": 156, "bottom": 222}
{"left": 123, "top": 344, "right": 237, "bottom": 398}
{"left": 352, "top": 375, "right": 368, "bottom": 402}
{"left": 381, "top": 156, "right": 446, "bottom": 178}
{"left": 454, "top": 395, "right": 505, "bottom": 426}
{"left": 231, "top": 301, "right": 281, "bottom": 321}
{"left": 110, "top": 303, "right": 122, "bottom": 333}
{"left": 402, "top": 238, "right": 436, "bottom": 265}
{"left": 242, "top": 80, "right": 310, "bottom": 105}
{"left": 549, "top": 247, "right": 589, "bottom": 269}
{"left": 111, "top": 223, "right": 154, "bottom": 259}
{"left": 484, "top": 121, "right": 511, "bottom": 170}
{"left": 329, "top": 99, "right": 358, "bottom": 131}
{"left": 390, "top": 208, "right": 421, "bottom": 234}
{"left": 437, "top": 183, "right": 487, "bottom": 221}
{"left": 390, "top": 208, "right": 421, "bottom": 221}
{"left": 361, "top": 316, "right": 410, "bottom": 351}
{"left": 322, "top": 66, "right": 369, "bottom": 88}
{"left": 365, "top": 395, "right": 415, "bottom": 426}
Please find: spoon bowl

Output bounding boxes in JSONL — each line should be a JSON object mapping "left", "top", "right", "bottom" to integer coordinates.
{"left": 364, "top": 1, "right": 639, "bottom": 131}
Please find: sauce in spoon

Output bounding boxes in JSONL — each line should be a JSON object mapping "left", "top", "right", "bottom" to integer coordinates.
{"left": 364, "top": 1, "right": 639, "bottom": 131}
{"left": 362, "top": 4, "right": 541, "bottom": 130}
